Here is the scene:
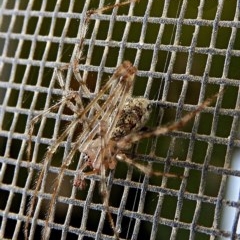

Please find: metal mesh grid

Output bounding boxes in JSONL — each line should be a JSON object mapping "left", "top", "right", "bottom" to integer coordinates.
{"left": 1, "top": 0, "right": 240, "bottom": 239}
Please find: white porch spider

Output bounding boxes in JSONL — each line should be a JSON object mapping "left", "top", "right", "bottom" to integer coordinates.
{"left": 25, "top": 59, "right": 219, "bottom": 240}
{"left": 24, "top": 1, "right": 221, "bottom": 239}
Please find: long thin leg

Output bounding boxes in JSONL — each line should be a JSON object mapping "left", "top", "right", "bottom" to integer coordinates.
{"left": 116, "top": 153, "right": 181, "bottom": 178}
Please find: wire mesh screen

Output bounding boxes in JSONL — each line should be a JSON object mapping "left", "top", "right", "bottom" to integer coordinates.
{"left": 1, "top": 0, "right": 240, "bottom": 239}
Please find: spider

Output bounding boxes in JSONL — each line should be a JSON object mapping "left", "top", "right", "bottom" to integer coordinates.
{"left": 24, "top": 1, "right": 221, "bottom": 239}
{"left": 25, "top": 59, "right": 220, "bottom": 240}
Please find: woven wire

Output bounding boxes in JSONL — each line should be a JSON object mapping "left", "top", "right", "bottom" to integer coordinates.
{"left": 0, "top": 0, "right": 240, "bottom": 239}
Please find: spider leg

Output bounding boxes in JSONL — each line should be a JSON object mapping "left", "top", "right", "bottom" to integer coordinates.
{"left": 25, "top": 118, "right": 80, "bottom": 239}
{"left": 27, "top": 99, "right": 64, "bottom": 163}
{"left": 116, "top": 153, "right": 181, "bottom": 178}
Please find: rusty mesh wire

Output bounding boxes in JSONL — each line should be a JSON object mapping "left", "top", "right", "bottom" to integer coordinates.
{"left": 1, "top": 0, "right": 240, "bottom": 239}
